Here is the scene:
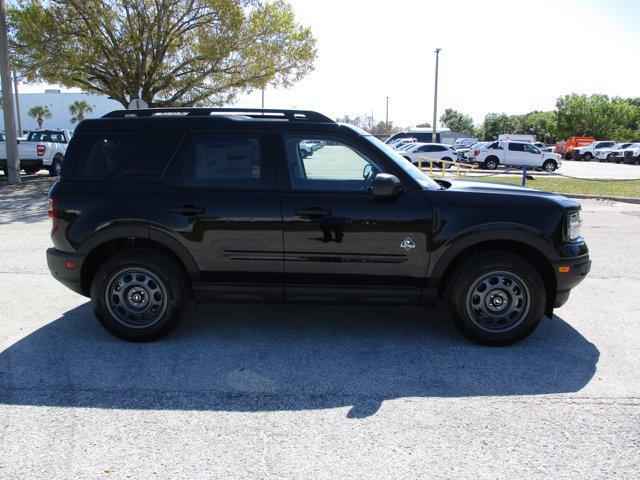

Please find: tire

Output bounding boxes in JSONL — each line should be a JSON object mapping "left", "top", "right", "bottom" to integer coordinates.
{"left": 542, "top": 160, "right": 557, "bottom": 172}
{"left": 583, "top": 153, "right": 592, "bottom": 161}
{"left": 614, "top": 157, "right": 622, "bottom": 164}
{"left": 483, "top": 157, "right": 499, "bottom": 170}
{"left": 90, "top": 248, "right": 189, "bottom": 341}
{"left": 49, "top": 157, "right": 62, "bottom": 177}
{"left": 447, "top": 251, "right": 546, "bottom": 346}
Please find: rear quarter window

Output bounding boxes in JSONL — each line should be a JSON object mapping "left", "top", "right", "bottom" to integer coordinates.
{"left": 73, "top": 132, "right": 182, "bottom": 182}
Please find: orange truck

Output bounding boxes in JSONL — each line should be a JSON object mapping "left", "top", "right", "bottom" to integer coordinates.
{"left": 555, "top": 136, "right": 596, "bottom": 159}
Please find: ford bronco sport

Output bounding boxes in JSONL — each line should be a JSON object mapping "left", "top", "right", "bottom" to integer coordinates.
{"left": 46, "top": 108, "right": 591, "bottom": 345}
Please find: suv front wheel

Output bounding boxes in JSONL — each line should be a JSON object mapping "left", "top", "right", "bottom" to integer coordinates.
{"left": 90, "top": 248, "right": 189, "bottom": 341}
{"left": 447, "top": 252, "right": 546, "bottom": 346}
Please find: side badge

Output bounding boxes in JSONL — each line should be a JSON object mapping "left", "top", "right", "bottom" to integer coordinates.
{"left": 400, "top": 237, "right": 416, "bottom": 252}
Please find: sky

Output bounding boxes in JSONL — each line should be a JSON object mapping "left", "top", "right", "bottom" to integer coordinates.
{"left": 21, "top": 0, "right": 640, "bottom": 129}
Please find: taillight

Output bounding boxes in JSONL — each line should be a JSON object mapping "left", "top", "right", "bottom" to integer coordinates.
{"left": 474, "top": 149, "right": 480, "bottom": 156}
{"left": 37, "top": 145, "right": 46, "bottom": 156}
{"left": 48, "top": 198, "right": 58, "bottom": 234}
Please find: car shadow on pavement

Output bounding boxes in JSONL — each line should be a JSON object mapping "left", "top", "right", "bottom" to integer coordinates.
{"left": 0, "top": 301, "right": 599, "bottom": 418}
{"left": 0, "top": 176, "right": 55, "bottom": 225}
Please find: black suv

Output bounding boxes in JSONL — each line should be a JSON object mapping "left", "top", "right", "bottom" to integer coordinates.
{"left": 46, "top": 108, "right": 590, "bottom": 345}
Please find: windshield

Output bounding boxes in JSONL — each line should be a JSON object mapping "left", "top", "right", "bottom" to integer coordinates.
{"left": 363, "top": 135, "right": 441, "bottom": 190}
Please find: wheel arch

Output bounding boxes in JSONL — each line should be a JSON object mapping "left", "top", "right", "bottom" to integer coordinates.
{"left": 79, "top": 229, "right": 199, "bottom": 296}
{"left": 431, "top": 238, "right": 557, "bottom": 317}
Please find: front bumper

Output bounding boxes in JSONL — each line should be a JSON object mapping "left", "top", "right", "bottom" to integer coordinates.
{"left": 46, "top": 248, "right": 86, "bottom": 296}
{"left": 551, "top": 253, "right": 591, "bottom": 309}
{"left": 571, "top": 152, "right": 584, "bottom": 160}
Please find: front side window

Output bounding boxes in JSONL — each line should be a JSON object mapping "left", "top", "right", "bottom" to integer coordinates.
{"left": 523, "top": 143, "right": 540, "bottom": 154}
{"left": 283, "top": 135, "right": 383, "bottom": 192}
{"left": 179, "top": 133, "right": 268, "bottom": 189}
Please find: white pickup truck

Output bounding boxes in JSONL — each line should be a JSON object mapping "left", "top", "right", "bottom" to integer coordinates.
{"left": 468, "top": 140, "right": 563, "bottom": 172}
{"left": 1, "top": 129, "right": 71, "bottom": 176}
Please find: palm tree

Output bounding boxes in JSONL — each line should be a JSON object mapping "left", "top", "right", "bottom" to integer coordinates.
{"left": 27, "top": 105, "right": 52, "bottom": 128}
{"left": 69, "top": 100, "right": 94, "bottom": 124}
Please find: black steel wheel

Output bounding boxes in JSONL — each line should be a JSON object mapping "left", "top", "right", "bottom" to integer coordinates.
{"left": 447, "top": 251, "right": 546, "bottom": 346}
{"left": 91, "top": 248, "right": 189, "bottom": 341}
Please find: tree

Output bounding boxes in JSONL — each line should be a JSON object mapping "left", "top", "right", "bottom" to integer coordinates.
{"left": 415, "top": 122, "right": 431, "bottom": 128}
{"left": 479, "top": 113, "right": 519, "bottom": 140}
{"left": 555, "top": 94, "right": 637, "bottom": 139}
{"left": 439, "top": 108, "right": 475, "bottom": 134}
{"left": 9, "top": 0, "right": 317, "bottom": 107}
{"left": 516, "top": 111, "right": 558, "bottom": 144}
{"left": 69, "top": 100, "right": 94, "bottom": 123}
{"left": 27, "top": 105, "right": 52, "bottom": 128}
{"left": 369, "top": 121, "right": 402, "bottom": 136}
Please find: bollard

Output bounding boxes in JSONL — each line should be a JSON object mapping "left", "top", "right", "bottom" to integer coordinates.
{"left": 522, "top": 166, "right": 527, "bottom": 187}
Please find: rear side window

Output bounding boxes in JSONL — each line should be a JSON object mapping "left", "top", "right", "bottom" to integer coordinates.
{"left": 177, "top": 132, "right": 272, "bottom": 189}
{"left": 74, "top": 133, "right": 181, "bottom": 181}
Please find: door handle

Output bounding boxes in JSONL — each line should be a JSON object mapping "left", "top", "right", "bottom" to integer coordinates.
{"left": 295, "top": 207, "right": 332, "bottom": 217}
{"left": 170, "top": 204, "right": 205, "bottom": 215}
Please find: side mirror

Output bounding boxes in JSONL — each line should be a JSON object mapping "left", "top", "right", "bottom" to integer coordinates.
{"left": 362, "top": 164, "right": 372, "bottom": 178}
{"left": 371, "top": 173, "right": 402, "bottom": 198}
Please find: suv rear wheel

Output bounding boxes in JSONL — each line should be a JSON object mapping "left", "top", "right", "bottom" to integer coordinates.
{"left": 447, "top": 252, "right": 546, "bottom": 346}
{"left": 90, "top": 248, "right": 189, "bottom": 341}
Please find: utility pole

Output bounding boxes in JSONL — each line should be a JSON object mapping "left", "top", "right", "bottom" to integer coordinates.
{"left": 12, "top": 68, "right": 22, "bottom": 136}
{"left": 432, "top": 48, "right": 441, "bottom": 143}
{"left": 385, "top": 96, "right": 389, "bottom": 128}
{"left": 0, "top": 0, "right": 20, "bottom": 184}
{"left": 261, "top": 87, "right": 265, "bottom": 109}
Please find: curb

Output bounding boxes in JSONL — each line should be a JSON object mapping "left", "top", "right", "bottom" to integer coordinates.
{"left": 564, "top": 193, "right": 640, "bottom": 205}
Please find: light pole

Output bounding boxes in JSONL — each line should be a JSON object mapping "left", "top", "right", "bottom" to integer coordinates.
{"left": 432, "top": 48, "right": 441, "bottom": 143}
{"left": 385, "top": 96, "right": 389, "bottom": 128}
{"left": 261, "top": 87, "right": 265, "bottom": 109}
{"left": 0, "top": 0, "right": 20, "bottom": 184}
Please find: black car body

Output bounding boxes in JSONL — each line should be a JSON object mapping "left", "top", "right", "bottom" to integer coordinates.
{"left": 47, "top": 108, "right": 590, "bottom": 345}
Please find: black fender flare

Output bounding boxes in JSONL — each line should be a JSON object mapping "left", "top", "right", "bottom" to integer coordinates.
{"left": 427, "top": 223, "right": 557, "bottom": 290}
{"left": 78, "top": 224, "right": 201, "bottom": 282}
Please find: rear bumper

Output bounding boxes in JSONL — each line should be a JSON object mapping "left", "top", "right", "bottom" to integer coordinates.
{"left": 551, "top": 254, "right": 591, "bottom": 308}
{"left": 46, "top": 248, "right": 86, "bottom": 296}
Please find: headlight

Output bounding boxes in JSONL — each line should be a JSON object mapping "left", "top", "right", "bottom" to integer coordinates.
{"left": 566, "top": 210, "right": 583, "bottom": 241}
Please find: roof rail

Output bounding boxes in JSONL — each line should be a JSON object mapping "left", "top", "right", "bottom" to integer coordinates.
{"left": 102, "top": 107, "right": 335, "bottom": 123}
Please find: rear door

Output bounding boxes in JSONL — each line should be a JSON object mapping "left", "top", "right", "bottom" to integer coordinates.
{"left": 274, "top": 131, "right": 432, "bottom": 303}
{"left": 149, "top": 129, "right": 284, "bottom": 300}
{"left": 506, "top": 142, "right": 526, "bottom": 166}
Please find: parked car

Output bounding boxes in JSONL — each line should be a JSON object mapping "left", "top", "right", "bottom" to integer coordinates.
{"left": 0, "top": 129, "right": 70, "bottom": 176}
{"left": 595, "top": 142, "right": 634, "bottom": 162}
{"left": 542, "top": 145, "right": 557, "bottom": 153}
{"left": 468, "top": 141, "right": 562, "bottom": 171}
{"left": 387, "top": 138, "right": 417, "bottom": 148}
{"left": 401, "top": 143, "right": 457, "bottom": 167}
{"left": 555, "top": 136, "right": 596, "bottom": 159}
{"left": 452, "top": 137, "right": 479, "bottom": 149}
{"left": 621, "top": 143, "right": 640, "bottom": 165}
{"left": 47, "top": 107, "right": 590, "bottom": 346}
{"left": 571, "top": 140, "right": 616, "bottom": 161}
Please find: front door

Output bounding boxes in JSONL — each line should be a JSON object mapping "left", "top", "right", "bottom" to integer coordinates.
{"left": 275, "top": 132, "right": 432, "bottom": 303}
{"left": 149, "top": 130, "right": 284, "bottom": 300}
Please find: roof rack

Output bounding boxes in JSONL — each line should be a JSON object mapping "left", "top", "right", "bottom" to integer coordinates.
{"left": 102, "top": 107, "right": 335, "bottom": 123}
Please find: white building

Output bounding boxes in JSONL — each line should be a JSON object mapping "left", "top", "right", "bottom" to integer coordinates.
{"left": 0, "top": 90, "right": 123, "bottom": 132}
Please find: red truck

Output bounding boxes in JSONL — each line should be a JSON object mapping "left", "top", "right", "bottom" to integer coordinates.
{"left": 556, "top": 136, "right": 596, "bottom": 159}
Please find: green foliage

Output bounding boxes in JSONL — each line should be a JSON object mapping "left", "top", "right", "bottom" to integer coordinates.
{"left": 69, "top": 100, "right": 94, "bottom": 123}
{"left": 27, "top": 105, "right": 52, "bottom": 127}
{"left": 479, "top": 113, "right": 518, "bottom": 141}
{"left": 9, "top": 0, "right": 317, "bottom": 107}
{"left": 516, "top": 111, "right": 557, "bottom": 144}
{"left": 415, "top": 122, "right": 431, "bottom": 128}
{"left": 439, "top": 108, "right": 475, "bottom": 134}
{"left": 370, "top": 121, "right": 402, "bottom": 136}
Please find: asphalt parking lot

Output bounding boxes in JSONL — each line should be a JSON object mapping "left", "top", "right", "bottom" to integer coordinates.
{"left": 1, "top": 179, "right": 639, "bottom": 479}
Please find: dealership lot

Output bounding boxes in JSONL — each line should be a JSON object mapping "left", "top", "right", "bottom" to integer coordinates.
{"left": 0, "top": 181, "right": 639, "bottom": 478}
